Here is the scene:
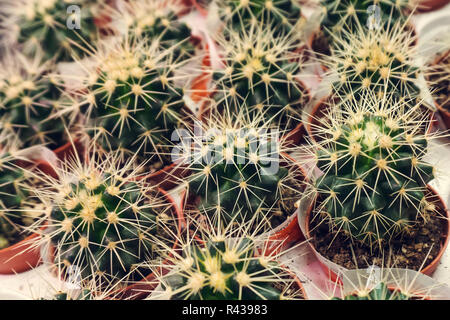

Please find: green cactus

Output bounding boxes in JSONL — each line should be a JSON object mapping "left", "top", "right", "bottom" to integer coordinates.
{"left": 14, "top": 0, "right": 101, "bottom": 63}
{"left": 124, "top": 0, "right": 196, "bottom": 62}
{"left": 161, "top": 237, "right": 302, "bottom": 300}
{"left": 84, "top": 37, "right": 189, "bottom": 164}
{"left": 327, "top": 21, "right": 421, "bottom": 103}
{"left": 212, "top": 22, "right": 309, "bottom": 131}
{"left": 319, "top": 0, "right": 410, "bottom": 36}
{"left": 44, "top": 154, "right": 177, "bottom": 283}
{"left": 185, "top": 112, "right": 304, "bottom": 231}
{"left": 333, "top": 282, "right": 410, "bottom": 300}
{"left": 0, "top": 53, "right": 73, "bottom": 150}
{"left": 217, "top": 0, "right": 303, "bottom": 36}
{"left": 0, "top": 153, "right": 44, "bottom": 249}
{"left": 313, "top": 98, "right": 435, "bottom": 247}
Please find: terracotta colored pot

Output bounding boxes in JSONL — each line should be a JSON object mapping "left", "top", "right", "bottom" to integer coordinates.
{"left": 192, "top": 0, "right": 209, "bottom": 17}
{"left": 304, "top": 185, "right": 450, "bottom": 282}
{"left": 306, "top": 96, "right": 439, "bottom": 143}
{"left": 182, "top": 153, "right": 308, "bottom": 252}
{"left": 416, "top": 0, "right": 449, "bottom": 13}
{"left": 0, "top": 160, "right": 57, "bottom": 274}
{"left": 53, "top": 139, "right": 85, "bottom": 162}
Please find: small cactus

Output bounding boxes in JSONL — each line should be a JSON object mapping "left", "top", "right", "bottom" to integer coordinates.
{"left": 211, "top": 22, "right": 309, "bottom": 131}
{"left": 0, "top": 51, "right": 72, "bottom": 150}
{"left": 8, "top": 0, "right": 103, "bottom": 62}
{"left": 36, "top": 151, "right": 180, "bottom": 284}
{"left": 121, "top": 0, "right": 196, "bottom": 62}
{"left": 333, "top": 282, "right": 410, "bottom": 300}
{"left": 80, "top": 35, "right": 192, "bottom": 166}
{"left": 325, "top": 21, "right": 421, "bottom": 103}
{"left": 311, "top": 95, "right": 436, "bottom": 247}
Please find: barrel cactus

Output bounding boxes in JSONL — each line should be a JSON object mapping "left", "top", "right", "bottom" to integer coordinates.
{"left": 157, "top": 236, "right": 303, "bottom": 300}
{"left": 39, "top": 152, "right": 178, "bottom": 284}
{"left": 312, "top": 96, "right": 435, "bottom": 248}
{"left": 216, "top": 0, "right": 304, "bottom": 36}
{"left": 0, "top": 51, "right": 72, "bottom": 150}
{"left": 182, "top": 111, "right": 305, "bottom": 231}
{"left": 212, "top": 22, "right": 309, "bottom": 131}
{"left": 121, "top": 0, "right": 196, "bottom": 62}
{"left": 333, "top": 282, "right": 410, "bottom": 300}
{"left": 82, "top": 36, "right": 190, "bottom": 166}
{"left": 8, "top": 0, "right": 103, "bottom": 62}
{"left": 326, "top": 21, "right": 421, "bottom": 103}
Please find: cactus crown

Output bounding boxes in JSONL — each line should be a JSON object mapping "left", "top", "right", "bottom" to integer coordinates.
{"left": 9, "top": 0, "right": 101, "bottom": 62}
{"left": 319, "top": 0, "right": 411, "bottom": 36}
{"left": 37, "top": 151, "right": 178, "bottom": 284}
{"left": 81, "top": 36, "right": 192, "bottom": 164}
{"left": 334, "top": 282, "right": 410, "bottom": 300}
{"left": 0, "top": 52, "right": 71, "bottom": 149}
{"left": 217, "top": 0, "right": 303, "bottom": 35}
{"left": 121, "top": 0, "right": 195, "bottom": 61}
{"left": 180, "top": 110, "right": 305, "bottom": 231}
{"left": 212, "top": 22, "right": 309, "bottom": 130}
{"left": 311, "top": 95, "right": 437, "bottom": 247}
{"left": 325, "top": 21, "right": 421, "bottom": 103}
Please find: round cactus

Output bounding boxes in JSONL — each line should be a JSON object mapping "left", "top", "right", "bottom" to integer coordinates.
{"left": 212, "top": 22, "right": 309, "bottom": 131}
{"left": 39, "top": 152, "right": 179, "bottom": 284}
{"left": 312, "top": 96, "right": 435, "bottom": 247}
{"left": 9, "top": 0, "right": 102, "bottom": 62}
{"left": 325, "top": 21, "right": 421, "bottom": 103}
{"left": 217, "top": 0, "right": 303, "bottom": 36}
{"left": 82, "top": 36, "right": 191, "bottom": 165}
{"left": 158, "top": 237, "right": 303, "bottom": 300}
{"left": 333, "top": 282, "right": 410, "bottom": 300}
{"left": 0, "top": 52, "right": 73, "bottom": 150}
{"left": 121, "top": 0, "right": 196, "bottom": 62}
{"left": 181, "top": 111, "right": 305, "bottom": 231}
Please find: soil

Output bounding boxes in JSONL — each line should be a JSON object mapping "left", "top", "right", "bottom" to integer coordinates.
{"left": 427, "top": 52, "right": 450, "bottom": 112}
{"left": 272, "top": 273, "right": 305, "bottom": 300}
{"left": 311, "top": 28, "right": 331, "bottom": 57}
{"left": 309, "top": 191, "right": 448, "bottom": 271}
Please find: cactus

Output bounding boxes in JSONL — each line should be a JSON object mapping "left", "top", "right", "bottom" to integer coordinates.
{"left": 325, "top": 21, "right": 421, "bottom": 103}
{"left": 181, "top": 110, "right": 305, "bottom": 231}
{"left": 0, "top": 152, "right": 45, "bottom": 250}
{"left": 0, "top": 51, "right": 72, "bottom": 150}
{"left": 312, "top": 95, "right": 436, "bottom": 248}
{"left": 319, "top": 0, "right": 410, "bottom": 36}
{"left": 38, "top": 151, "right": 179, "bottom": 284}
{"left": 333, "top": 282, "right": 410, "bottom": 300}
{"left": 216, "top": 0, "right": 304, "bottom": 36}
{"left": 81, "top": 36, "right": 191, "bottom": 165}
{"left": 211, "top": 22, "right": 309, "bottom": 131}
{"left": 121, "top": 0, "right": 196, "bottom": 62}
{"left": 8, "top": 0, "right": 103, "bottom": 62}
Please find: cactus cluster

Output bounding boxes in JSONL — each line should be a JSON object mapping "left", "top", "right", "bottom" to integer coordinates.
{"left": 183, "top": 111, "right": 304, "bottom": 231}
{"left": 9, "top": 0, "right": 102, "bottom": 62}
{"left": 122, "top": 0, "right": 196, "bottom": 62}
{"left": 212, "top": 22, "right": 309, "bottom": 130}
{"left": 0, "top": 52, "right": 71, "bottom": 150}
{"left": 312, "top": 96, "right": 435, "bottom": 247}
{"left": 216, "top": 0, "right": 303, "bottom": 36}
{"left": 82, "top": 37, "right": 190, "bottom": 165}
{"left": 40, "top": 153, "right": 178, "bottom": 284}
{"left": 325, "top": 21, "right": 421, "bottom": 103}
{"left": 157, "top": 236, "right": 303, "bottom": 300}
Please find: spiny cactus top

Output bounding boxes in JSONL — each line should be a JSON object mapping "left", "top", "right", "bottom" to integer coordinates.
{"left": 183, "top": 112, "right": 305, "bottom": 231}
{"left": 40, "top": 153, "right": 179, "bottom": 283}
{"left": 10, "top": 0, "right": 101, "bottom": 62}
{"left": 333, "top": 282, "right": 410, "bottom": 300}
{"left": 0, "top": 153, "right": 44, "bottom": 249}
{"left": 160, "top": 237, "right": 303, "bottom": 300}
{"left": 0, "top": 52, "right": 71, "bottom": 150}
{"left": 217, "top": 0, "right": 303, "bottom": 35}
{"left": 326, "top": 21, "right": 421, "bottom": 103}
{"left": 212, "top": 23, "right": 309, "bottom": 131}
{"left": 83, "top": 37, "right": 190, "bottom": 164}
{"left": 319, "top": 0, "right": 411, "bottom": 36}
{"left": 122, "top": 0, "right": 196, "bottom": 62}
{"left": 313, "top": 97, "right": 436, "bottom": 247}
